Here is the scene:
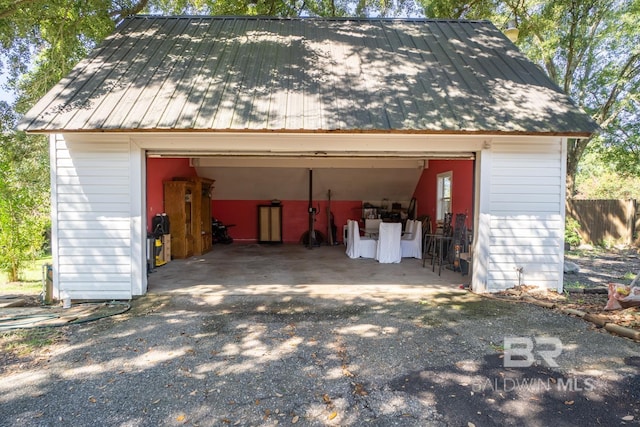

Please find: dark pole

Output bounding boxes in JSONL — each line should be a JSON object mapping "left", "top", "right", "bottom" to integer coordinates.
{"left": 308, "top": 169, "right": 314, "bottom": 248}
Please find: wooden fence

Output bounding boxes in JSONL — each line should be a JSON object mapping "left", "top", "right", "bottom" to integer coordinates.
{"left": 566, "top": 199, "right": 639, "bottom": 246}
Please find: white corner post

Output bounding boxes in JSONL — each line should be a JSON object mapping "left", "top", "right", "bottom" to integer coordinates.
{"left": 471, "top": 141, "right": 492, "bottom": 293}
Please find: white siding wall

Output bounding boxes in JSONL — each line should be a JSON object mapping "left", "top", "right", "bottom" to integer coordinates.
{"left": 51, "top": 134, "right": 145, "bottom": 300}
{"left": 473, "top": 138, "right": 566, "bottom": 293}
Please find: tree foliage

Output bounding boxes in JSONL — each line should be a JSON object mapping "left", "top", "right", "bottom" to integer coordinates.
{"left": 0, "top": 101, "right": 49, "bottom": 282}
{"left": 575, "top": 136, "right": 640, "bottom": 200}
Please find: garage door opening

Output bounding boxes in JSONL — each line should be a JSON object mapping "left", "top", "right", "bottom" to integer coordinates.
{"left": 145, "top": 152, "right": 475, "bottom": 293}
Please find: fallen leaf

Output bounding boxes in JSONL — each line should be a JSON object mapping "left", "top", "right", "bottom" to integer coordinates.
{"left": 328, "top": 411, "right": 337, "bottom": 420}
{"left": 255, "top": 399, "right": 260, "bottom": 405}
{"left": 322, "top": 394, "right": 332, "bottom": 404}
{"left": 176, "top": 414, "right": 186, "bottom": 422}
{"left": 189, "top": 390, "right": 197, "bottom": 396}
{"left": 88, "top": 397, "right": 96, "bottom": 403}
{"left": 342, "top": 367, "right": 355, "bottom": 377}
{"left": 353, "top": 383, "right": 368, "bottom": 396}
{"left": 292, "top": 415, "right": 299, "bottom": 424}
{"left": 564, "top": 400, "right": 574, "bottom": 405}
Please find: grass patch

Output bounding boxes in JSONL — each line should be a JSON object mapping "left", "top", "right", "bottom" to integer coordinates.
{"left": 419, "top": 292, "right": 518, "bottom": 328}
{"left": 0, "top": 328, "right": 63, "bottom": 357}
{"left": 565, "top": 247, "right": 605, "bottom": 259}
{"left": 489, "top": 342, "right": 505, "bottom": 352}
{"left": 564, "top": 281, "right": 586, "bottom": 289}
{"left": 1, "top": 256, "right": 52, "bottom": 295}
{"left": 1, "top": 281, "right": 42, "bottom": 295}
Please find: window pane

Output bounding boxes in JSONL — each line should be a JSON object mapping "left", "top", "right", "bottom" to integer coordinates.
{"left": 436, "top": 172, "right": 452, "bottom": 221}
{"left": 443, "top": 198, "right": 451, "bottom": 215}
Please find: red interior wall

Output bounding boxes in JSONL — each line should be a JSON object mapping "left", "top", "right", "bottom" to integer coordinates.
{"left": 213, "top": 200, "right": 362, "bottom": 244}
{"left": 146, "top": 158, "right": 197, "bottom": 231}
{"left": 145, "top": 157, "right": 473, "bottom": 243}
{"left": 412, "top": 159, "right": 474, "bottom": 232}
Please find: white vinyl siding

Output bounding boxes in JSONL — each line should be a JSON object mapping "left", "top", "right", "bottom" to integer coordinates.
{"left": 52, "top": 134, "right": 138, "bottom": 300}
{"left": 474, "top": 138, "right": 566, "bottom": 293}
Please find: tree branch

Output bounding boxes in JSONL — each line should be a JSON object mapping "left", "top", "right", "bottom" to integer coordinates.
{"left": 109, "top": 0, "right": 150, "bottom": 20}
{"left": 0, "top": 0, "right": 40, "bottom": 20}
{"left": 563, "top": 0, "right": 579, "bottom": 93}
{"left": 596, "top": 53, "right": 640, "bottom": 125}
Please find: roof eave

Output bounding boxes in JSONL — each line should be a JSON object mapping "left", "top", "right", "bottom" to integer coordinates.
{"left": 21, "top": 128, "right": 597, "bottom": 138}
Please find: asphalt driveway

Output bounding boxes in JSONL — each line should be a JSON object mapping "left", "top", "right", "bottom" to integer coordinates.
{"left": 1, "top": 286, "right": 638, "bottom": 427}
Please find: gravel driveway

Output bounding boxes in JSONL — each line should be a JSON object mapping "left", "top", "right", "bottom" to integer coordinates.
{"left": 1, "top": 288, "right": 639, "bottom": 427}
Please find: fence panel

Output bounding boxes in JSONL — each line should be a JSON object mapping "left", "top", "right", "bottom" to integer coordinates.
{"left": 566, "top": 199, "right": 637, "bottom": 246}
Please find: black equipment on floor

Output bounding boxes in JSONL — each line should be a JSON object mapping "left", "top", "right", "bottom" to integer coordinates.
{"left": 212, "top": 218, "right": 234, "bottom": 244}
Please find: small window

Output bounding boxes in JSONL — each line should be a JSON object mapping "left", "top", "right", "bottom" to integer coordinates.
{"left": 436, "top": 171, "right": 452, "bottom": 221}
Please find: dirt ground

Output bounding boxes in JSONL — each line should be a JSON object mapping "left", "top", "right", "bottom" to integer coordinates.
{"left": 493, "top": 247, "right": 640, "bottom": 333}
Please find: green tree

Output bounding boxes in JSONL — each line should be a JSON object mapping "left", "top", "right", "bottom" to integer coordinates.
{"left": 420, "top": 0, "right": 640, "bottom": 197}
{"left": 589, "top": 105, "right": 640, "bottom": 178}
{"left": 574, "top": 143, "right": 640, "bottom": 199}
{"left": 0, "top": 101, "right": 49, "bottom": 282}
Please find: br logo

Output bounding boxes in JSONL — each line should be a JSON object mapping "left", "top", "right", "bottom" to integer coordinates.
{"left": 503, "top": 337, "right": 563, "bottom": 368}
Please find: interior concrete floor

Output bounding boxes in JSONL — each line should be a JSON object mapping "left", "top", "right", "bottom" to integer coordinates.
{"left": 147, "top": 243, "right": 472, "bottom": 298}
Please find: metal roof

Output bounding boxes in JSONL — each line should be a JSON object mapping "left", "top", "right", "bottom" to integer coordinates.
{"left": 19, "top": 16, "right": 598, "bottom": 136}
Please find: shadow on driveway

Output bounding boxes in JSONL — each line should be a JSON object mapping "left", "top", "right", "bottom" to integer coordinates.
{"left": 1, "top": 286, "right": 638, "bottom": 426}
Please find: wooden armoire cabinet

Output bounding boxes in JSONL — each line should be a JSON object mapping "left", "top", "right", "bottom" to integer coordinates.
{"left": 190, "top": 177, "right": 215, "bottom": 255}
{"left": 163, "top": 177, "right": 215, "bottom": 259}
{"left": 258, "top": 205, "right": 282, "bottom": 243}
{"left": 164, "top": 180, "right": 196, "bottom": 259}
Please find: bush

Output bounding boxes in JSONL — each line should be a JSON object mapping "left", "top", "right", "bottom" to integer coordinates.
{"left": 565, "top": 217, "right": 582, "bottom": 248}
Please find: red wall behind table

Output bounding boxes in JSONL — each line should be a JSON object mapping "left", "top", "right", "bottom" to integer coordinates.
{"left": 146, "top": 158, "right": 198, "bottom": 231}
{"left": 145, "top": 157, "right": 362, "bottom": 243}
{"left": 412, "top": 159, "right": 474, "bottom": 232}
{"left": 146, "top": 158, "right": 473, "bottom": 243}
{"left": 212, "top": 200, "right": 362, "bottom": 244}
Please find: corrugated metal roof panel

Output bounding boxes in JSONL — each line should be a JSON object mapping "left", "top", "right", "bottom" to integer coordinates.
{"left": 19, "top": 16, "right": 599, "bottom": 136}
